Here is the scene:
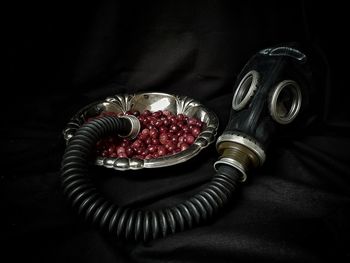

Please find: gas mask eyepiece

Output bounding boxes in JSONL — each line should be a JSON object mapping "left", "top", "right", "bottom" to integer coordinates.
{"left": 232, "top": 70, "right": 259, "bottom": 111}
{"left": 269, "top": 80, "right": 302, "bottom": 124}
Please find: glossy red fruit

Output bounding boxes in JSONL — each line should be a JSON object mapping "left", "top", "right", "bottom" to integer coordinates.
{"left": 191, "top": 127, "right": 201, "bottom": 137}
{"left": 180, "top": 143, "right": 189, "bottom": 151}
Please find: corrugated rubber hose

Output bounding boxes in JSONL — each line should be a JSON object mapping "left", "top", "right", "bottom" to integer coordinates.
{"left": 61, "top": 116, "right": 242, "bottom": 241}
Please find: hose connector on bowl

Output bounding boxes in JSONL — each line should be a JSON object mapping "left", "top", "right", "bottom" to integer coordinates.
{"left": 118, "top": 115, "right": 141, "bottom": 140}
{"left": 214, "top": 134, "right": 265, "bottom": 182}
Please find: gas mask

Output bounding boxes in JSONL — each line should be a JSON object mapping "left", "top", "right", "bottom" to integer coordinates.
{"left": 215, "top": 44, "right": 311, "bottom": 181}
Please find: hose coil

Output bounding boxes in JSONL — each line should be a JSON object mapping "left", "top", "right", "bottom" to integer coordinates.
{"left": 61, "top": 116, "right": 241, "bottom": 241}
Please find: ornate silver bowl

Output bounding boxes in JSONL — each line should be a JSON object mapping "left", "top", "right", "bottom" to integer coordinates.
{"left": 63, "top": 92, "right": 219, "bottom": 170}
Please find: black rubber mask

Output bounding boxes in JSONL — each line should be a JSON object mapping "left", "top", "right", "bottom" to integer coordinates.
{"left": 215, "top": 44, "right": 311, "bottom": 181}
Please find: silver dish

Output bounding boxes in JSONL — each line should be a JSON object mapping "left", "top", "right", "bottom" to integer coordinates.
{"left": 63, "top": 92, "right": 219, "bottom": 170}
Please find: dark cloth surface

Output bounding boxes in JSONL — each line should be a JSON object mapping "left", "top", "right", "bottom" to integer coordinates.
{"left": 2, "top": 1, "right": 350, "bottom": 262}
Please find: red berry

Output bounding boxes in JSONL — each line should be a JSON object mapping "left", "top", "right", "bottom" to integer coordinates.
{"left": 132, "top": 110, "right": 140, "bottom": 116}
{"left": 145, "top": 154, "right": 153, "bottom": 160}
{"left": 149, "top": 128, "right": 158, "bottom": 139}
{"left": 125, "top": 147, "right": 133, "bottom": 157}
{"left": 148, "top": 145, "right": 157, "bottom": 153}
{"left": 180, "top": 143, "right": 189, "bottom": 151}
{"left": 159, "top": 133, "right": 168, "bottom": 144}
{"left": 141, "top": 128, "right": 150, "bottom": 135}
{"left": 116, "top": 146, "right": 125, "bottom": 154}
{"left": 118, "top": 152, "right": 127, "bottom": 158}
{"left": 163, "top": 119, "right": 170, "bottom": 127}
{"left": 108, "top": 146, "right": 115, "bottom": 155}
{"left": 185, "top": 134, "right": 195, "bottom": 144}
{"left": 158, "top": 145, "right": 167, "bottom": 156}
{"left": 176, "top": 114, "right": 185, "bottom": 121}
{"left": 169, "top": 124, "right": 179, "bottom": 132}
{"left": 191, "top": 127, "right": 201, "bottom": 137}
{"left": 162, "top": 110, "right": 171, "bottom": 116}
{"left": 143, "top": 110, "right": 151, "bottom": 116}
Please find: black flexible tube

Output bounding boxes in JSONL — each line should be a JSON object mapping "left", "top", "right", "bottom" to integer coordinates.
{"left": 61, "top": 116, "right": 241, "bottom": 241}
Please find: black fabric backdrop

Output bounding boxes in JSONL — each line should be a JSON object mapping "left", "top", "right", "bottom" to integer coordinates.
{"left": 3, "top": 1, "right": 350, "bottom": 262}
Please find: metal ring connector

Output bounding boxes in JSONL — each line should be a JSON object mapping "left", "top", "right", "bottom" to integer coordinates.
{"left": 118, "top": 115, "right": 141, "bottom": 140}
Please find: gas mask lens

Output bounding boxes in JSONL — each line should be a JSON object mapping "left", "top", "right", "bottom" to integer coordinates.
{"left": 232, "top": 70, "right": 259, "bottom": 110}
{"left": 269, "top": 80, "right": 302, "bottom": 124}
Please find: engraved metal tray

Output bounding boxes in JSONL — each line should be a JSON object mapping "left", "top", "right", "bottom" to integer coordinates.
{"left": 63, "top": 92, "right": 219, "bottom": 170}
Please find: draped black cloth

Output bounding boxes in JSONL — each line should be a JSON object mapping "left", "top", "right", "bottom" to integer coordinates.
{"left": 3, "top": 1, "right": 350, "bottom": 262}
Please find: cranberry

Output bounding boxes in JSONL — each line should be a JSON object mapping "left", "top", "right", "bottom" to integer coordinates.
{"left": 143, "top": 110, "right": 151, "bottom": 116}
{"left": 159, "top": 133, "right": 168, "bottom": 144}
{"left": 131, "top": 140, "right": 141, "bottom": 149}
{"left": 171, "top": 135, "right": 178, "bottom": 144}
{"left": 136, "top": 148, "right": 144, "bottom": 155}
{"left": 116, "top": 146, "right": 125, "bottom": 155}
{"left": 132, "top": 110, "right": 140, "bottom": 117}
{"left": 118, "top": 152, "right": 128, "bottom": 158}
{"left": 169, "top": 116, "right": 177, "bottom": 124}
{"left": 185, "top": 134, "right": 195, "bottom": 144}
{"left": 149, "top": 129, "right": 158, "bottom": 139}
{"left": 138, "top": 116, "right": 145, "bottom": 123}
{"left": 145, "top": 137, "right": 152, "bottom": 145}
{"left": 163, "top": 119, "right": 170, "bottom": 127}
{"left": 191, "top": 127, "right": 201, "bottom": 137}
{"left": 188, "top": 118, "right": 197, "bottom": 125}
{"left": 169, "top": 124, "right": 179, "bottom": 133}
{"left": 182, "top": 126, "right": 190, "bottom": 133}
{"left": 196, "top": 121, "right": 203, "bottom": 128}
{"left": 180, "top": 143, "right": 189, "bottom": 151}
{"left": 125, "top": 147, "right": 133, "bottom": 157}
{"left": 177, "top": 122, "right": 184, "bottom": 128}
{"left": 110, "top": 152, "right": 118, "bottom": 158}
{"left": 176, "top": 114, "right": 185, "bottom": 121}
{"left": 138, "top": 133, "right": 148, "bottom": 141}
{"left": 141, "top": 149, "right": 150, "bottom": 157}
{"left": 151, "top": 138, "right": 160, "bottom": 145}
{"left": 158, "top": 145, "right": 167, "bottom": 156}
{"left": 176, "top": 130, "right": 184, "bottom": 137}
{"left": 178, "top": 136, "right": 184, "bottom": 144}
{"left": 107, "top": 146, "right": 115, "bottom": 155}
{"left": 162, "top": 110, "right": 171, "bottom": 116}
{"left": 120, "top": 139, "right": 129, "bottom": 147}
{"left": 159, "top": 126, "right": 168, "bottom": 133}
{"left": 150, "top": 117, "right": 158, "bottom": 126}
{"left": 141, "top": 128, "right": 150, "bottom": 136}
{"left": 148, "top": 145, "right": 157, "bottom": 153}
{"left": 146, "top": 124, "right": 155, "bottom": 130}
{"left": 152, "top": 111, "right": 162, "bottom": 118}
{"left": 165, "top": 142, "right": 176, "bottom": 152}
{"left": 154, "top": 120, "right": 163, "bottom": 128}
{"left": 145, "top": 154, "right": 153, "bottom": 160}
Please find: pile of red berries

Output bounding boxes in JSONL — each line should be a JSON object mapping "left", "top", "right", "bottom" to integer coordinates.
{"left": 91, "top": 110, "right": 204, "bottom": 160}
